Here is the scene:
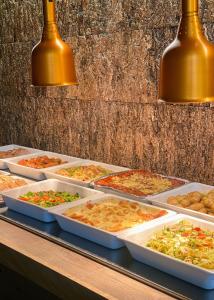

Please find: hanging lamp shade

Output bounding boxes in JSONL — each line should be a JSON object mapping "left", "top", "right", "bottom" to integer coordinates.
{"left": 159, "top": 0, "right": 214, "bottom": 103}
{"left": 31, "top": 0, "right": 78, "bottom": 86}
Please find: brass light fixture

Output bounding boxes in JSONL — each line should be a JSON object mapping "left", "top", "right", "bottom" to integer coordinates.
{"left": 159, "top": 0, "right": 214, "bottom": 103}
{"left": 31, "top": 0, "right": 78, "bottom": 86}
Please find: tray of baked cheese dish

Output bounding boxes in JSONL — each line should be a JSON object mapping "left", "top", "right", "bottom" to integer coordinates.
{"left": 92, "top": 169, "right": 187, "bottom": 201}
{"left": 51, "top": 194, "right": 176, "bottom": 249}
{"left": 44, "top": 160, "right": 129, "bottom": 187}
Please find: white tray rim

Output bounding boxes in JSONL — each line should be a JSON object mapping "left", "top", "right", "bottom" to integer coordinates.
{"left": 0, "top": 144, "right": 43, "bottom": 169}
{"left": 92, "top": 169, "right": 190, "bottom": 201}
{"left": 120, "top": 213, "right": 214, "bottom": 275}
{"left": 6, "top": 151, "right": 81, "bottom": 170}
{"left": 44, "top": 159, "right": 129, "bottom": 186}
{"left": 1, "top": 179, "right": 104, "bottom": 213}
{"left": 51, "top": 193, "right": 177, "bottom": 237}
{"left": 147, "top": 182, "right": 214, "bottom": 222}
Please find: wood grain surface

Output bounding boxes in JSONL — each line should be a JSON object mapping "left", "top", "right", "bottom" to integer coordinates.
{"left": 0, "top": 0, "right": 213, "bottom": 184}
{"left": 0, "top": 220, "right": 175, "bottom": 300}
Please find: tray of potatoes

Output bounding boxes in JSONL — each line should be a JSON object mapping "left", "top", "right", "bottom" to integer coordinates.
{"left": 148, "top": 183, "right": 214, "bottom": 222}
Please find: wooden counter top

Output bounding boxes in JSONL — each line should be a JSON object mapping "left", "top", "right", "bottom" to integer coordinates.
{"left": 0, "top": 219, "right": 176, "bottom": 300}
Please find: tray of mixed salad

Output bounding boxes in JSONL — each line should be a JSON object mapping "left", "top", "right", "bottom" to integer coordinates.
{"left": 120, "top": 214, "right": 214, "bottom": 289}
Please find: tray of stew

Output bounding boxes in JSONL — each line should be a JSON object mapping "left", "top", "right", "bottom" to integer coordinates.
{"left": 92, "top": 170, "right": 187, "bottom": 200}
{"left": 0, "top": 144, "right": 41, "bottom": 169}
{"left": 6, "top": 151, "right": 81, "bottom": 180}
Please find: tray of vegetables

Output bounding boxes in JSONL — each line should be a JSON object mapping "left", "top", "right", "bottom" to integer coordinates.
{"left": 2, "top": 179, "right": 104, "bottom": 222}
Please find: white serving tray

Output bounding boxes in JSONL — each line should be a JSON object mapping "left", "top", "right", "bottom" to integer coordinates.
{"left": 0, "top": 170, "right": 11, "bottom": 176}
{"left": 44, "top": 160, "right": 129, "bottom": 187}
{"left": 148, "top": 182, "right": 214, "bottom": 223}
{"left": 2, "top": 179, "right": 104, "bottom": 222}
{"left": 51, "top": 194, "right": 176, "bottom": 249}
{"left": 6, "top": 151, "right": 82, "bottom": 180}
{"left": 120, "top": 214, "right": 214, "bottom": 289}
{"left": 0, "top": 174, "right": 34, "bottom": 188}
{"left": 0, "top": 144, "right": 42, "bottom": 169}
{"left": 0, "top": 174, "right": 34, "bottom": 203}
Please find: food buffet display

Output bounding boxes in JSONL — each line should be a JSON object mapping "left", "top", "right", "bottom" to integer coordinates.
{"left": 0, "top": 144, "right": 41, "bottom": 169}
{"left": 93, "top": 169, "right": 186, "bottom": 199}
{"left": 51, "top": 195, "right": 175, "bottom": 249}
{"left": 0, "top": 172, "right": 33, "bottom": 202}
{"left": 121, "top": 215, "right": 214, "bottom": 289}
{"left": 149, "top": 183, "right": 214, "bottom": 223}
{"left": 44, "top": 160, "right": 128, "bottom": 187}
{"left": 6, "top": 151, "right": 80, "bottom": 180}
{"left": 0, "top": 144, "right": 214, "bottom": 292}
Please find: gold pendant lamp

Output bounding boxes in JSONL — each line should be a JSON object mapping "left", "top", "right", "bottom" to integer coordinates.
{"left": 31, "top": 0, "right": 78, "bottom": 86}
{"left": 159, "top": 0, "right": 214, "bottom": 103}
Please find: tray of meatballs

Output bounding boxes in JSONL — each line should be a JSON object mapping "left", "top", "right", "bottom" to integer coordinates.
{"left": 148, "top": 183, "right": 214, "bottom": 222}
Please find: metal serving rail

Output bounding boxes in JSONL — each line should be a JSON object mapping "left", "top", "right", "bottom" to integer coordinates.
{"left": 0, "top": 205, "right": 213, "bottom": 300}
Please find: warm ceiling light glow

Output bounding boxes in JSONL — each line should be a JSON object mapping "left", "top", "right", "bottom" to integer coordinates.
{"left": 31, "top": 0, "right": 78, "bottom": 86}
{"left": 159, "top": 0, "right": 214, "bottom": 104}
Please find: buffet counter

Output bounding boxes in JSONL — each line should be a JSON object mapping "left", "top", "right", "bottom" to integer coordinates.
{"left": 0, "top": 145, "right": 213, "bottom": 300}
{"left": 0, "top": 219, "right": 174, "bottom": 300}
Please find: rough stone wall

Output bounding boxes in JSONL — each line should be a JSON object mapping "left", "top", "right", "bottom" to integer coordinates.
{"left": 0, "top": 0, "right": 213, "bottom": 184}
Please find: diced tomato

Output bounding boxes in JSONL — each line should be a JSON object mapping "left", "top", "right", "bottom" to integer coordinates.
{"left": 156, "top": 210, "right": 167, "bottom": 217}
{"left": 193, "top": 227, "right": 201, "bottom": 231}
{"left": 198, "top": 234, "right": 206, "bottom": 239}
{"left": 181, "top": 232, "right": 190, "bottom": 237}
{"left": 19, "top": 197, "right": 26, "bottom": 201}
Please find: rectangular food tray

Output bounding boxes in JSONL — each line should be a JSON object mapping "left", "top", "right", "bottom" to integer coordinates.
{"left": 92, "top": 170, "right": 189, "bottom": 202}
{"left": 51, "top": 194, "right": 176, "bottom": 249}
{"left": 0, "top": 208, "right": 213, "bottom": 299}
{"left": 2, "top": 179, "right": 104, "bottom": 222}
{"left": 148, "top": 183, "right": 214, "bottom": 223}
{"left": 0, "top": 144, "right": 42, "bottom": 169}
{"left": 120, "top": 214, "right": 214, "bottom": 289}
{"left": 44, "top": 160, "right": 129, "bottom": 187}
{"left": 6, "top": 151, "right": 82, "bottom": 180}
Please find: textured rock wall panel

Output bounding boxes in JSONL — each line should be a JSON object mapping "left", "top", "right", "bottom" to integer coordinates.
{"left": 89, "top": 101, "right": 214, "bottom": 184}
{"left": 0, "top": 0, "right": 213, "bottom": 184}
{"left": 0, "top": 95, "right": 213, "bottom": 184}
{"left": 1, "top": 0, "right": 214, "bottom": 102}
